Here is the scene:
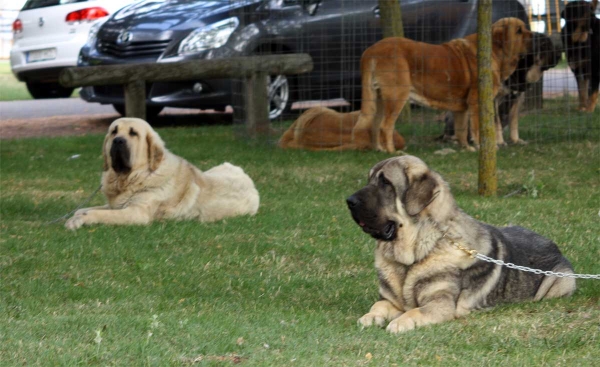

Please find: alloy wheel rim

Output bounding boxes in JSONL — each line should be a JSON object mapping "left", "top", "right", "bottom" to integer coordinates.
{"left": 267, "top": 75, "right": 289, "bottom": 120}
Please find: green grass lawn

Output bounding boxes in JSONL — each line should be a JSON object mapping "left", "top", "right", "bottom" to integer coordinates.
{"left": 1, "top": 124, "right": 599, "bottom": 366}
{"left": 0, "top": 60, "right": 32, "bottom": 101}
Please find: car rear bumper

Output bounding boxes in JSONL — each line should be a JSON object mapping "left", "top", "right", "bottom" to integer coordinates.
{"left": 10, "top": 33, "right": 87, "bottom": 82}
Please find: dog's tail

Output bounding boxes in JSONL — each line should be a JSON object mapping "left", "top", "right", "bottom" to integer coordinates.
{"left": 277, "top": 122, "right": 296, "bottom": 149}
{"left": 352, "top": 56, "right": 379, "bottom": 145}
{"left": 360, "top": 57, "right": 379, "bottom": 118}
{"left": 278, "top": 107, "right": 330, "bottom": 149}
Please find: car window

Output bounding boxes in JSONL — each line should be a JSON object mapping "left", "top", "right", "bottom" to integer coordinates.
{"left": 22, "top": 0, "right": 89, "bottom": 10}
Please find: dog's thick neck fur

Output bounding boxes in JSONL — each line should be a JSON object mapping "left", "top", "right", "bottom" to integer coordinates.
{"left": 102, "top": 149, "right": 175, "bottom": 207}
{"left": 380, "top": 170, "right": 491, "bottom": 267}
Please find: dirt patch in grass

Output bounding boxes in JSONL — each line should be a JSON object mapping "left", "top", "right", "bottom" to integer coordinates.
{"left": 0, "top": 114, "right": 116, "bottom": 140}
{"left": 0, "top": 110, "right": 236, "bottom": 140}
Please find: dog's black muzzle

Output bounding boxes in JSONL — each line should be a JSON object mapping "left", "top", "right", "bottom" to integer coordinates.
{"left": 110, "top": 137, "right": 131, "bottom": 173}
{"left": 346, "top": 192, "right": 397, "bottom": 241}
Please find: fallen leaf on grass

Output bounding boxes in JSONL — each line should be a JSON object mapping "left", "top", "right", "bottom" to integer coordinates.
{"left": 181, "top": 354, "right": 246, "bottom": 364}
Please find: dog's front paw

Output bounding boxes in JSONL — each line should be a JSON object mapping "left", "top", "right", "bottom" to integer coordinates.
{"left": 74, "top": 208, "right": 91, "bottom": 216}
{"left": 461, "top": 145, "right": 477, "bottom": 152}
{"left": 496, "top": 141, "right": 507, "bottom": 148}
{"left": 358, "top": 313, "right": 387, "bottom": 328}
{"left": 386, "top": 314, "right": 416, "bottom": 334}
{"left": 511, "top": 139, "right": 528, "bottom": 145}
{"left": 65, "top": 213, "right": 86, "bottom": 230}
{"left": 373, "top": 144, "right": 386, "bottom": 153}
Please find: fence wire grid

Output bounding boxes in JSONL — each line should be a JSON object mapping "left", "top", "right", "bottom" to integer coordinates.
{"left": 230, "top": 0, "right": 599, "bottom": 150}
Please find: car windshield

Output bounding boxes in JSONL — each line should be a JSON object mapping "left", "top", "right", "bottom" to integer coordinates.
{"left": 22, "top": 0, "right": 89, "bottom": 10}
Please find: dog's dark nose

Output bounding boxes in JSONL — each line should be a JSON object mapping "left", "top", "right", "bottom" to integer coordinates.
{"left": 346, "top": 195, "right": 360, "bottom": 209}
{"left": 113, "top": 137, "right": 126, "bottom": 145}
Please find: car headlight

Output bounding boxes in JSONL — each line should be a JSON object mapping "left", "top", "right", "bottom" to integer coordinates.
{"left": 86, "top": 19, "right": 105, "bottom": 48}
{"left": 178, "top": 17, "right": 239, "bottom": 55}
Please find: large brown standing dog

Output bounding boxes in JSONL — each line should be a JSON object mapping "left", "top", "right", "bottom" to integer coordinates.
{"left": 347, "top": 156, "right": 575, "bottom": 333}
{"left": 278, "top": 107, "right": 405, "bottom": 151}
{"left": 66, "top": 118, "right": 259, "bottom": 230}
{"left": 352, "top": 18, "right": 532, "bottom": 152}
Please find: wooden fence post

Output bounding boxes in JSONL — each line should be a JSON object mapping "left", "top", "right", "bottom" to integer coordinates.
{"left": 477, "top": 0, "right": 497, "bottom": 196}
{"left": 378, "top": 0, "right": 410, "bottom": 124}
{"left": 124, "top": 80, "right": 146, "bottom": 120}
{"left": 244, "top": 72, "right": 270, "bottom": 136}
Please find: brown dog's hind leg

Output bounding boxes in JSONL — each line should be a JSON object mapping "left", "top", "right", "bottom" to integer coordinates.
{"left": 576, "top": 76, "right": 590, "bottom": 111}
{"left": 453, "top": 111, "right": 474, "bottom": 151}
{"left": 587, "top": 90, "right": 599, "bottom": 112}
{"left": 380, "top": 88, "right": 409, "bottom": 153}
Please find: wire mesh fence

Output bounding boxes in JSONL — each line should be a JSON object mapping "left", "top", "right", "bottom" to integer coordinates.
{"left": 230, "top": 0, "right": 599, "bottom": 150}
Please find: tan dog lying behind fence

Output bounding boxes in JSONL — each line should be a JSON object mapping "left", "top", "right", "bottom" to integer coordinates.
{"left": 352, "top": 17, "right": 532, "bottom": 152}
{"left": 66, "top": 118, "right": 259, "bottom": 230}
{"left": 278, "top": 107, "right": 405, "bottom": 151}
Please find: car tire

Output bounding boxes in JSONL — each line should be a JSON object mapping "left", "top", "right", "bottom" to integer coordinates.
{"left": 266, "top": 74, "right": 294, "bottom": 121}
{"left": 251, "top": 48, "right": 296, "bottom": 121}
{"left": 112, "top": 104, "right": 164, "bottom": 120}
{"left": 26, "top": 82, "right": 74, "bottom": 99}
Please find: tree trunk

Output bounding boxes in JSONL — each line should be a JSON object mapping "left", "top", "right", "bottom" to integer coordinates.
{"left": 378, "top": 0, "right": 410, "bottom": 124}
{"left": 477, "top": 0, "right": 497, "bottom": 197}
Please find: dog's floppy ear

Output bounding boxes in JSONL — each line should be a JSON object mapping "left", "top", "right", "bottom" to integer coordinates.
{"left": 403, "top": 171, "right": 437, "bottom": 216}
{"left": 492, "top": 22, "right": 508, "bottom": 50}
{"left": 146, "top": 129, "right": 165, "bottom": 172}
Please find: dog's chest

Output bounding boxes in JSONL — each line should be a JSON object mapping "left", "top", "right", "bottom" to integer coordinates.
{"left": 375, "top": 242, "right": 466, "bottom": 310}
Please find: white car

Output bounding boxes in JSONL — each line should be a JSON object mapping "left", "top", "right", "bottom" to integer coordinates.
{"left": 10, "top": 0, "right": 137, "bottom": 99}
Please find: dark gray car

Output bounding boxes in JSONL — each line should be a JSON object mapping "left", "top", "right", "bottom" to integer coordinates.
{"left": 78, "top": 0, "right": 528, "bottom": 119}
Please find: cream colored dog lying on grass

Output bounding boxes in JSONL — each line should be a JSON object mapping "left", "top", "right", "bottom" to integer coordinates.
{"left": 66, "top": 118, "right": 259, "bottom": 230}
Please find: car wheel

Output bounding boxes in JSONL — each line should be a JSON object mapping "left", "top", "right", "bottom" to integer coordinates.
{"left": 26, "top": 82, "right": 74, "bottom": 99}
{"left": 112, "top": 104, "right": 164, "bottom": 120}
{"left": 267, "top": 74, "right": 293, "bottom": 120}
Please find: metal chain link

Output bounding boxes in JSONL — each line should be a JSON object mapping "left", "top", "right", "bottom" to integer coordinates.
{"left": 442, "top": 232, "right": 600, "bottom": 280}
{"left": 46, "top": 185, "right": 102, "bottom": 225}
{"left": 473, "top": 253, "right": 600, "bottom": 280}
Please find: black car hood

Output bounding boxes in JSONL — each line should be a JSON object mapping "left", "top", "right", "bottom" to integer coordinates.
{"left": 103, "top": 0, "right": 261, "bottom": 34}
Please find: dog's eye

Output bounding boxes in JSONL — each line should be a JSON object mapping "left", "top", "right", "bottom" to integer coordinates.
{"left": 129, "top": 128, "right": 138, "bottom": 137}
{"left": 379, "top": 174, "right": 393, "bottom": 188}
{"left": 111, "top": 126, "right": 118, "bottom": 135}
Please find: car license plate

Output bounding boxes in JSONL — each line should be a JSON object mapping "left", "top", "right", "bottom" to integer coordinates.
{"left": 27, "top": 48, "right": 57, "bottom": 63}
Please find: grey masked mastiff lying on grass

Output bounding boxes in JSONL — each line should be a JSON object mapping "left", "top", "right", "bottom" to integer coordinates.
{"left": 346, "top": 156, "right": 575, "bottom": 333}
